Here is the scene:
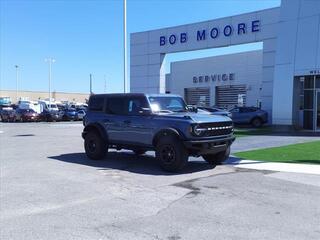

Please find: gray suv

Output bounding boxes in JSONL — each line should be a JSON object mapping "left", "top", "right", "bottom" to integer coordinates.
{"left": 82, "top": 94, "right": 235, "bottom": 172}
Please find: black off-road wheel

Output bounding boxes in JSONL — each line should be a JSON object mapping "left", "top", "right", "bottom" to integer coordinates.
{"left": 202, "top": 146, "right": 230, "bottom": 165}
{"left": 84, "top": 131, "right": 108, "bottom": 160}
{"left": 155, "top": 136, "right": 188, "bottom": 172}
{"left": 133, "top": 149, "right": 147, "bottom": 155}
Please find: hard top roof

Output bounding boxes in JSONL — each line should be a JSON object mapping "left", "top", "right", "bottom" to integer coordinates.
{"left": 90, "top": 93, "right": 181, "bottom": 98}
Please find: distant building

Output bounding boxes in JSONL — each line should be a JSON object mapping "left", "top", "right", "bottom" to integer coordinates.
{"left": 0, "top": 90, "right": 89, "bottom": 103}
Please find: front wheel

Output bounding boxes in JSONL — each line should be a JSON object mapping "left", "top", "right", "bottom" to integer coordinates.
{"left": 251, "top": 117, "right": 263, "bottom": 128}
{"left": 155, "top": 136, "right": 188, "bottom": 172}
{"left": 202, "top": 146, "right": 230, "bottom": 165}
{"left": 84, "top": 131, "right": 107, "bottom": 160}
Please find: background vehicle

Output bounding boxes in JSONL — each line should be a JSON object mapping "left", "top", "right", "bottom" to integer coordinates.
{"left": 229, "top": 106, "right": 268, "bottom": 128}
{"left": 197, "top": 106, "right": 232, "bottom": 118}
{"left": 77, "top": 110, "right": 86, "bottom": 120}
{"left": 39, "top": 109, "right": 60, "bottom": 122}
{"left": 16, "top": 109, "right": 39, "bottom": 122}
{"left": 0, "top": 97, "right": 11, "bottom": 106}
{"left": 18, "top": 100, "right": 41, "bottom": 113}
{"left": 0, "top": 108, "right": 16, "bottom": 122}
{"left": 62, "top": 108, "right": 78, "bottom": 121}
{"left": 82, "top": 94, "right": 235, "bottom": 172}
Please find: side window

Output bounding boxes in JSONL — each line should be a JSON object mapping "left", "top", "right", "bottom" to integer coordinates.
{"left": 89, "top": 96, "right": 104, "bottom": 111}
{"left": 127, "top": 97, "right": 148, "bottom": 115}
{"left": 106, "top": 98, "right": 127, "bottom": 115}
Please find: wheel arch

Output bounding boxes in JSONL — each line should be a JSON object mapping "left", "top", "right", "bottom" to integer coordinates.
{"left": 83, "top": 123, "right": 108, "bottom": 142}
{"left": 152, "top": 128, "right": 184, "bottom": 147}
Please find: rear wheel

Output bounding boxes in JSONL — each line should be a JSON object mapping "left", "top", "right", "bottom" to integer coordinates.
{"left": 202, "top": 146, "right": 230, "bottom": 165}
{"left": 251, "top": 117, "right": 263, "bottom": 128}
{"left": 84, "top": 131, "right": 107, "bottom": 160}
{"left": 155, "top": 136, "right": 188, "bottom": 172}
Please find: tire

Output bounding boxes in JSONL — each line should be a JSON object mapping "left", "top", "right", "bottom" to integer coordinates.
{"left": 84, "top": 131, "right": 107, "bottom": 160}
{"left": 202, "top": 146, "right": 230, "bottom": 165}
{"left": 251, "top": 117, "right": 263, "bottom": 128}
{"left": 133, "top": 149, "right": 146, "bottom": 155}
{"left": 155, "top": 135, "right": 188, "bottom": 172}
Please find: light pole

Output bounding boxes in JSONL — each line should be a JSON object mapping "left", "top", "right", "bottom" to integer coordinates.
{"left": 104, "top": 74, "right": 107, "bottom": 93}
{"left": 45, "top": 58, "right": 55, "bottom": 110}
{"left": 90, "top": 74, "right": 93, "bottom": 95}
{"left": 14, "top": 65, "right": 19, "bottom": 102}
{"left": 123, "top": 0, "right": 127, "bottom": 93}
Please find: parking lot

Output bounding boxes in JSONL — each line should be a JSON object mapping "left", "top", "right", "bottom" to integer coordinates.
{"left": 1, "top": 122, "right": 320, "bottom": 240}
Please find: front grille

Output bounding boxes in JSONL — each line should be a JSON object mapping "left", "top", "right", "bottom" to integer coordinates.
{"left": 199, "top": 121, "right": 233, "bottom": 137}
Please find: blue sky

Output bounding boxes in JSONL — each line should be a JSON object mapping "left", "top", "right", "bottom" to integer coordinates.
{"left": 0, "top": 0, "right": 280, "bottom": 94}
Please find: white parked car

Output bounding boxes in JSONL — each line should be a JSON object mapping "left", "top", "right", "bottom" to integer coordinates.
{"left": 77, "top": 110, "right": 86, "bottom": 120}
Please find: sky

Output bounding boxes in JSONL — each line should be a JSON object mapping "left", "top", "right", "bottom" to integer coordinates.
{"left": 0, "top": 0, "right": 280, "bottom": 94}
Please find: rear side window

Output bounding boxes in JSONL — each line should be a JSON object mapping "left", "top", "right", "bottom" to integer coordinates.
{"left": 89, "top": 96, "right": 104, "bottom": 111}
{"left": 106, "top": 98, "right": 126, "bottom": 115}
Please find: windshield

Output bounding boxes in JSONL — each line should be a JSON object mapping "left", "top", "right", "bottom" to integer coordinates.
{"left": 148, "top": 96, "right": 187, "bottom": 113}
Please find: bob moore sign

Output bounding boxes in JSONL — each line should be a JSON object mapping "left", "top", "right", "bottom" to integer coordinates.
{"left": 193, "top": 73, "right": 235, "bottom": 83}
{"left": 160, "top": 20, "right": 260, "bottom": 46}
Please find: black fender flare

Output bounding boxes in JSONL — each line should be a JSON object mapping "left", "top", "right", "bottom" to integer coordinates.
{"left": 152, "top": 128, "right": 184, "bottom": 147}
{"left": 82, "top": 123, "right": 108, "bottom": 142}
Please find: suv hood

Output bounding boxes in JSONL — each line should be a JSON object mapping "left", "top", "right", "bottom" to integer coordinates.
{"left": 157, "top": 112, "right": 232, "bottom": 123}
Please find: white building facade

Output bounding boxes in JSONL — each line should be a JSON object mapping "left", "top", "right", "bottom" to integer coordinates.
{"left": 166, "top": 51, "right": 263, "bottom": 110}
{"left": 130, "top": 0, "right": 320, "bottom": 131}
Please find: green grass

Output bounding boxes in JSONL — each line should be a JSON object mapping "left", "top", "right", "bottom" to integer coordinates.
{"left": 234, "top": 127, "right": 273, "bottom": 138}
{"left": 234, "top": 141, "right": 320, "bottom": 164}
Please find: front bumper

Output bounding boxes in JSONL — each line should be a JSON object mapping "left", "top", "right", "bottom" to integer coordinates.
{"left": 183, "top": 135, "right": 235, "bottom": 155}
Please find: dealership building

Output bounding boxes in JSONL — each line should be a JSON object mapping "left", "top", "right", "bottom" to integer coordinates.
{"left": 130, "top": 0, "right": 320, "bottom": 131}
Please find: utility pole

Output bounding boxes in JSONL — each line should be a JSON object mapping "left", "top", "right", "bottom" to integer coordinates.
{"left": 104, "top": 74, "right": 107, "bottom": 93}
{"left": 123, "top": 0, "right": 127, "bottom": 93}
{"left": 14, "top": 65, "right": 19, "bottom": 102}
{"left": 90, "top": 74, "right": 93, "bottom": 95}
{"left": 45, "top": 58, "right": 55, "bottom": 110}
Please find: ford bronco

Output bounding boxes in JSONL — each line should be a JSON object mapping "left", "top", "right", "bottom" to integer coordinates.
{"left": 82, "top": 93, "right": 235, "bottom": 172}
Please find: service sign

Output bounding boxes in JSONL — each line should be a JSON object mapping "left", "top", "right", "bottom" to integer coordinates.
{"left": 193, "top": 73, "right": 235, "bottom": 83}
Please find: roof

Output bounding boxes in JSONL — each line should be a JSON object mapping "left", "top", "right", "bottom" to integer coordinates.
{"left": 90, "top": 93, "right": 181, "bottom": 98}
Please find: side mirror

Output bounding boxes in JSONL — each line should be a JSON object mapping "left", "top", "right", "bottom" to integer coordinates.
{"left": 138, "top": 107, "right": 152, "bottom": 115}
{"left": 187, "top": 105, "right": 198, "bottom": 113}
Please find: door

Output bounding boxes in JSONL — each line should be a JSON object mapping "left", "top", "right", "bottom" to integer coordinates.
{"left": 104, "top": 97, "right": 128, "bottom": 143}
{"left": 184, "top": 87, "right": 210, "bottom": 106}
{"left": 216, "top": 85, "right": 247, "bottom": 108}
{"left": 125, "top": 97, "right": 154, "bottom": 146}
{"left": 317, "top": 91, "right": 320, "bottom": 130}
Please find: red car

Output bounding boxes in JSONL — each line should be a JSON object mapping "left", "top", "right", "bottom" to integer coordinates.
{"left": 16, "top": 109, "right": 40, "bottom": 122}
{"left": 0, "top": 108, "right": 16, "bottom": 122}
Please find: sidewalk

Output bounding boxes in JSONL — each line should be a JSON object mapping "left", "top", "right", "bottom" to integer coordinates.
{"left": 226, "top": 158, "right": 320, "bottom": 175}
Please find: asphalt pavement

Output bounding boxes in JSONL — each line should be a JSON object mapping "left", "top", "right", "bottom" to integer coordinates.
{"left": 1, "top": 122, "right": 320, "bottom": 240}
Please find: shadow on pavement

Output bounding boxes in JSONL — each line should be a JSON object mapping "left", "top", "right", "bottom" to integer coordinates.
{"left": 48, "top": 151, "right": 216, "bottom": 176}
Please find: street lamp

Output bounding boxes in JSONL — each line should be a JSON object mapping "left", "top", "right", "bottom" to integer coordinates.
{"left": 14, "top": 65, "right": 19, "bottom": 102}
{"left": 45, "top": 58, "right": 55, "bottom": 110}
{"left": 123, "top": 0, "right": 127, "bottom": 93}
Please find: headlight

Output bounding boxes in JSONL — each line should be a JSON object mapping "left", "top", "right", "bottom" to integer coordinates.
{"left": 192, "top": 125, "right": 207, "bottom": 136}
